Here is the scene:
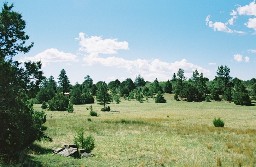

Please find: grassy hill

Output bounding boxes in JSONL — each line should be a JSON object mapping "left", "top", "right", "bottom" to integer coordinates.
{"left": 30, "top": 94, "right": 256, "bottom": 166}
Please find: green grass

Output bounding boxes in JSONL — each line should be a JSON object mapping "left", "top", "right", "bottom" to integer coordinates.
{"left": 30, "top": 94, "right": 256, "bottom": 166}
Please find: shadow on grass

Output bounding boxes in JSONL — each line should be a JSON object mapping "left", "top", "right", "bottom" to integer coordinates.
{"left": 103, "top": 119, "right": 149, "bottom": 125}
{"left": 22, "top": 144, "right": 53, "bottom": 167}
{"left": 1, "top": 144, "right": 52, "bottom": 167}
{"left": 103, "top": 119, "right": 162, "bottom": 127}
{"left": 27, "top": 144, "right": 52, "bottom": 155}
{"left": 20, "top": 154, "right": 43, "bottom": 167}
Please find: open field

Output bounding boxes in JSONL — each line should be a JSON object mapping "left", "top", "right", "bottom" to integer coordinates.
{"left": 29, "top": 94, "right": 256, "bottom": 166}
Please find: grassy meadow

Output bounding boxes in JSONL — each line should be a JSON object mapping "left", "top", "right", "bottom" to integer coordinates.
{"left": 29, "top": 94, "right": 256, "bottom": 167}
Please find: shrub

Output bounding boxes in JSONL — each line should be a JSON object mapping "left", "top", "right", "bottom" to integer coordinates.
{"left": 67, "top": 102, "right": 74, "bottom": 113}
{"left": 83, "top": 135, "right": 95, "bottom": 153}
{"left": 74, "top": 129, "right": 95, "bottom": 153}
{"left": 174, "top": 94, "right": 179, "bottom": 101}
{"left": 233, "top": 92, "right": 251, "bottom": 106}
{"left": 101, "top": 106, "right": 110, "bottom": 111}
{"left": 48, "top": 93, "right": 69, "bottom": 111}
{"left": 113, "top": 94, "right": 121, "bottom": 104}
{"left": 88, "top": 105, "right": 97, "bottom": 116}
{"left": 81, "top": 94, "right": 94, "bottom": 104}
{"left": 90, "top": 110, "right": 98, "bottom": 117}
{"left": 213, "top": 118, "right": 224, "bottom": 127}
{"left": 155, "top": 92, "right": 166, "bottom": 103}
{"left": 205, "top": 96, "right": 211, "bottom": 102}
{"left": 41, "top": 101, "right": 48, "bottom": 109}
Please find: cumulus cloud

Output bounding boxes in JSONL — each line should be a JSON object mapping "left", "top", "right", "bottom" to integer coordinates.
{"left": 244, "top": 56, "right": 250, "bottom": 62}
{"left": 21, "top": 48, "right": 77, "bottom": 66}
{"left": 77, "top": 32, "right": 128, "bottom": 56}
{"left": 77, "top": 33, "right": 210, "bottom": 81}
{"left": 246, "top": 18, "right": 256, "bottom": 30}
{"left": 234, "top": 54, "right": 250, "bottom": 62}
{"left": 83, "top": 54, "right": 209, "bottom": 81}
{"left": 206, "top": 1, "right": 256, "bottom": 33}
{"left": 237, "top": 1, "right": 256, "bottom": 16}
{"left": 205, "top": 15, "right": 241, "bottom": 33}
{"left": 234, "top": 54, "right": 243, "bottom": 62}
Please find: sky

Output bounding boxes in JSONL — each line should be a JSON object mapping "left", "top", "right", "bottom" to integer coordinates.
{"left": 4, "top": 0, "right": 256, "bottom": 84}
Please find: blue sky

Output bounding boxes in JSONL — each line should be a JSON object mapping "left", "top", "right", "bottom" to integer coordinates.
{"left": 5, "top": 0, "right": 256, "bottom": 83}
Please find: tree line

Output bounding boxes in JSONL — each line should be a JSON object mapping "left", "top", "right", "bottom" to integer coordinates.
{"left": 35, "top": 65, "right": 256, "bottom": 111}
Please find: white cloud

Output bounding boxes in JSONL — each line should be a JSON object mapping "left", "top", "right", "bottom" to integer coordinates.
{"left": 83, "top": 54, "right": 209, "bottom": 81}
{"left": 206, "top": 1, "right": 256, "bottom": 33}
{"left": 237, "top": 1, "right": 256, "bottom": 16}
{"left": 205, "top": 15, "right": 239, "bottom": 33}
{"left": 228, "top": 15, "right": 237, "bottom": 25}
{"left": 244, "top": 56, "right": 250, "bottom": 62}
{"left": 248, "top": 49, "right": 256, "bottom": 54}
{"left": 77, "top": 33, "right": 210, "bottom": 81}
{"left": 234, "top": 54, "right": 250, "bottom": 62}
{"left": 246, "top": 18, "right": 256, "bottom": 30}
{"left": 208, "top": 62, "right": 216, "bottom": 66}
{"left": 234, "top": 54, "right": 243, "bottom": 62}
{"left": 21, "top": 48, "right": 77, "bottom": 66}
{"left": 77, "top": 32, "right": 128, "bottom": 56}
{"left": 212, "top": 22, "right": 233, "bottom": 33}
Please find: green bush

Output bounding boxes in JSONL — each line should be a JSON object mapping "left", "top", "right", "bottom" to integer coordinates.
{"left": 113, "top": 94, "right": 121, "bottom": 104}
{"left": 213, "top": 118, "right": 225, "bottom": 127}
{"left": 48, "top": 93, "right": 69, "bottom": 111}
{"left": 205, "top": 96, "right": 211, "bottom": 102}
{"left": 83, "top": 135, "right": 95, "bottom": 153}
{"left": 88, "top": 105, "right": 97, "bottom": 116}
{"left": 41, "top": 101, "right": 48, "bottom": 109}
{"left": 90, "top": 110, "right": 98, "bottom": 117}
{"left": 233, "top": 92, "right": 251, "bottom": 106}
{"left": 174, "top": 93, "right": 179, "bottom": 101}
{"left": 74, "top": 129, "right": 95, "bottom": 153}
{"left": 101, "top": 106, "right": 110, "bottom": 111}
{"left": 67, "top": 102, "right": 74, "bottom": 113}
{"left": 155, "top": 92, "right": 166, "bottom": 103}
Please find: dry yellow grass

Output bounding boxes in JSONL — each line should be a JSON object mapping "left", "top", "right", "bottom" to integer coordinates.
{"left": 31, "top": 94, "right": 256, "bottom": 166}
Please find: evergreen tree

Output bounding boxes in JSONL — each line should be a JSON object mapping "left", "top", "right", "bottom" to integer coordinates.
{"left": 48, "top": 93, "right": 69, "bottom": 111}
{"left": 135, "top": 88, "right": 144, "bottom": 103}
{"left": 189, "top": 70, "right": 208, "bottom": 101}
{"left": 70, "top": 83, "right": 94, "bottom": 105}
{"left": 155, "top": 91, "right": 166, "bottom": 103}
{"left": 172, "top": 73, "right": 177, "bottom": 82}
{"left": 108, "top": 79, "right": 121, "bottom": 91}
{"left": 70, "top": 83, "right": 83, "bottom": 104}
{"left": 36, "top": 76, "right": 57, "bottom": 103}
{"left": 251, "top": 83, "right": 256, "bottom": 100}
{"left": 120, "top": 78, "right": 135, "bottom": 97}
{"left": 82, "top": 75, "right": 94, "bottom": 95}
{"left": 164, "top": 80, "right": 172, "bottom": 94}
{"left": 134, "top": 75, "right": 146, "bottom": 88}
{"left": 96, "top": 82, "right": 112, "bottom": 109}
{"left": 175, "top": 68, "right": 186, "bottom": 99}
{"left": 83, "top": 75, "right": 93, "bottom": 89}
{"left": 0, "top": 3, "right": 46, "bottom": 160}
{"left": 150, "top": 78, "right": 163, "bottom": 94}
{"left": 232, "top": 79, "right": 251, "bottom": 106}
{"left": 91, "top": 84, "right": 97, "bottom": 96}
{"left": 58, "top": 69, "right": 71, "bottom": 94}
{"left": 214, "top": 65, "right": 232, "bottom": 101}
